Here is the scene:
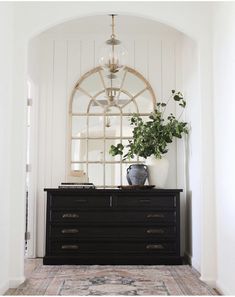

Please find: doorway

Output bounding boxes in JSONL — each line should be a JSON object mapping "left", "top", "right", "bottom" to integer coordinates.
{"left": 25, "top": 78, "right": 38, "bottom": 258}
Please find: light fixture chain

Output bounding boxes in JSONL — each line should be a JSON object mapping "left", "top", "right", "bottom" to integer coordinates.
{"left": 111, "top": 14, "right": 115, "bottom": 39}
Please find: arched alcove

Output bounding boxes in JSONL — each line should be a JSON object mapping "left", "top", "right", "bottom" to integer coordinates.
{"left": 27, "top": 14, "right": 201, "bottom": 271}
{"left": 0, "top": 2, "right": 218, "bottom": 291}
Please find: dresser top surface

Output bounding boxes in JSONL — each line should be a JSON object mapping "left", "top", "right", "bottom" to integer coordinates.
{"left": 44, "top": 188, "right": 183, "bottom": 193}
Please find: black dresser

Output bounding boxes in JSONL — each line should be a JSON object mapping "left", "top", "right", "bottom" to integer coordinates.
{"left": 43, "top": 188, "right": 182, "bottom": 265}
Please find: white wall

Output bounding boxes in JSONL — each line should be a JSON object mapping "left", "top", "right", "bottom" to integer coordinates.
{"left": 213, "top": 3, "right": 235, "bottom": 295}
{"left": 0, "top": 3, "right": 14, "bottom": 294}
{"left": 31, "top": 16, "right": 186, "bottom": 257}
{"left": 0, "top": 2, "right": 216, "bottom": 293}
{"left": 181, "top": 36, "right": 204, "bottom": 272}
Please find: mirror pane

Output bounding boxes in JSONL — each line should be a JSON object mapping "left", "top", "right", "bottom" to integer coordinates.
{"left": 122, "top": 163, "right": 130, "bottom": 186}
{"left": 95, "top": 91, "right": 110, "bottom": 107}
{"left": 71, "top": 139, "right": 87, "bottom": 162}
{"left": 135, "top": 90, "right": 155, "bottom": 113}
{"left": 72, "top": 90, "right": 91, "bottom": 114}
{"left": 122, "top": 115, "right": 134, "bottom": 137}
{"left": 121, "top": 139, "right": 138, "bottom": 162}
{"left": 121, "top": 100, "right": 138, "bottom": 114}
{"left": 105, "top": 106, "right": 121, "bottom": 137}
{"left": 71, "top": 163, "right": 86, "bottom": 172}
{"left": 79, "top": 72, "right": 104, "bottom": 96}
{"left": 88, "top": 139, "right": 104, "bottom": 162}
{"left": 122, "top": 72, "right": 146, "bottom": 96}
{"left": 88, "top": 116, "right": 104, "bottom": 137}
{"left": 105, "top": 139, "right": 122, "bottom": 162}
{"left": 105, "top": 118, "right": 121, "bottom": 137}
{"left": 88, "top": 101, "right": 105, "bottom": 114}
{"left": 72, "top": 116, "right": 87, "bottom": 137}
{"left": 105, "top": 164, "right": 121, "bottom": 186}
{"left": 88, "top": 164, "right": 104, "bottom": 186}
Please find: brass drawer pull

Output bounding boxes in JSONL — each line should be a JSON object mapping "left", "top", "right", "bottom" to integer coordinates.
{"left": 61, "top": 245, "right": 79, "bottom": 250}
{"left": 146, "top": 244, "right": 164, "bottom": 250}
{"left": 146, "top": 229, "right": 164, "bottom": 234}
{"left": 61, "top": 228, "right": 79, "bottom": 234}
{"left": 140, "top": 199, "right": 150, "bottom": 203}
{"left": 62, "top": 213, "right": 79, "bottom": 219}
{"left": 146, "top": 213, "right": 164, "bottom": 218}
{"left": 75, "top": 199, "right": 87, "bottom": 203}
{"left": 110, "top": 196, "right": 113, "bottom": 207}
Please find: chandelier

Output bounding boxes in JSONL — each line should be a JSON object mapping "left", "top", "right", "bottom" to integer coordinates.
{"left": 99, "top": 14, "right": 128, "bottom": 77}
{"left": 99, "top": 15, "right": 128, "bottom": 107}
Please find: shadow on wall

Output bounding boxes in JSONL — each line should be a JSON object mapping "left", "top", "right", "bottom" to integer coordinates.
{"left": 185, "top": 134, "right": 192, "bottom": 261}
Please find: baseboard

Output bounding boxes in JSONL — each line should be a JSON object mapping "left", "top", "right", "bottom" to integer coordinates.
{"left": 9, "top": 277, "right": 25, "bottom": 288}
{"left": 185, "top": 253, "right": 201, "bottom": 274}
{"left": 191, "top": 257, "right": 201, "bottom": 273}
{"left": 200, "top": 277, "right": 216, "bottom": 288}
{"left": 216, "top": 280, "right": 232, "bottom": 295}
{"left": 0, "top": 280, "right": 9, "bottom": 295}
{"left": 184, "top": 251, "right": 192, "bottom": 265}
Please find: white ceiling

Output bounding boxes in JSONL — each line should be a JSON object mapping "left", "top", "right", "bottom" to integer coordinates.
{"left": 40, "top": 14, "right": 182, "bottom": 39}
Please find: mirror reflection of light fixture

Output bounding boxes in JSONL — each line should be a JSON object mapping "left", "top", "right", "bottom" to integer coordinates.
{"left": 99, "top": 14, "right": 128, "bottom": 75}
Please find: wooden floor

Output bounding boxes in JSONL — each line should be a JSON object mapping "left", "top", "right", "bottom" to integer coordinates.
{"left": 5, "top": 258, "right": 218, "bottom": 295}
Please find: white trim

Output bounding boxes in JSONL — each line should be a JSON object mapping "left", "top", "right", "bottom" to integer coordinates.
{"left": 0, "top": 280, "right": 9, "bottom": 295}
{"left": 216, "top": 280, "right": 233, "bottom": 296}
{"left": 9, "top": 277, "right": 25, "bottom": 288}
{"left": 200, "top": 278, "right": 216, "bottom": 288}
{"left": 26, "top": 80, "right": 39, "bottom": 258}
{"left": 191, "top": 257, "right": 201, "bottom": 273}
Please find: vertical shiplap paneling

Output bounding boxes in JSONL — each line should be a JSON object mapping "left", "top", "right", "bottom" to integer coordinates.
{"left": 94, "top": 37, "right": 104, "bottom": 67}
{"left": 134, "top": 38, "right": 148, "bottom": 78}
{"left": 80, "top": 39, "right": 96, "bottom": 74}
{"left": 67, "top": 40, "right": 82, "bottom": 178}
{"left": 162, "top": 40, "right": 177, "bottom": 188}
{"left": 122, "top": 39, "right": 135, "bottom": 69}
{"left": 67, "top": 40, "right": 82, "bottom": 91}
{"left": 51, "top": 40, "right": 68, "bottom": 186}
{"left": 148, "top": 38, "right": 162, "bottom": 101}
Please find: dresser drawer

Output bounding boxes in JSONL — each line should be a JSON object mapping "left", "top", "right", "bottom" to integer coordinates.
{"left": 51, "top": 240, "right": 176, "bottom": 254}
{"left": 50, "top": 211, "right": 176, "bottom": 223}
{"left": 50, "top": 225, "right": 176, "bottom": 239}
{"left": 115, "top": 195, "right": 176, "bottom": 208}
{"left": 49, "top": 194, "right": 110, "bottom": 209}
{"left": 44, "top": 189, "right": 182, "bottom": 265}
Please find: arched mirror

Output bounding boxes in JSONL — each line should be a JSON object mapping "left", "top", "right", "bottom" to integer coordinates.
{"left": 69, "top": 66, "right": 156, "bottom": 187}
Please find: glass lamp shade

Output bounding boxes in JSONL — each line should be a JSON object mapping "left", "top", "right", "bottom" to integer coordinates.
{"left": 99, "top": 42, "right": 128, "bottom": 73}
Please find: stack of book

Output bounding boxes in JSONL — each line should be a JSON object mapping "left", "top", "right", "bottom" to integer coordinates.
{"left": 58, "top": 182, "right": 95, "bottom": 189}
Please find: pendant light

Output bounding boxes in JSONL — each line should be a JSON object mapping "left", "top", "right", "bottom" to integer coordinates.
{"left": 99, "top": 14, "right": 128, "bottom": 75}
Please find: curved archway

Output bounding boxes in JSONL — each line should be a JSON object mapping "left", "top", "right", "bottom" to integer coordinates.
{"left": 21, "top": 6, "right": 215, "bottom": 286}
{"left": 28, "top": 10, "right": 197, "bottom": 44}
{"left": 28, "top": 13, "right": 200, "bottom": 264}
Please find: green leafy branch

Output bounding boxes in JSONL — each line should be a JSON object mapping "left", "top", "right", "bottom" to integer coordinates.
{"left": 109, "top": 90, "right": 189, "bottom": 160}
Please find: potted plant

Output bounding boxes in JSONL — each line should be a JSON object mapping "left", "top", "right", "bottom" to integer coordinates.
{"left": 109, "top": 90, "right": 189, "bottom": 188}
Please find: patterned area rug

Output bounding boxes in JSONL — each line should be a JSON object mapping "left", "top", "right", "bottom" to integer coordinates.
{"left": 5, "top": 259, "right": 217, "bottom": 295}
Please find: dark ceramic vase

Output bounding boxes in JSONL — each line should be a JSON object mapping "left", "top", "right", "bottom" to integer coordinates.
{"left": 126, "top": 164, "right": 148, "bottom": 185}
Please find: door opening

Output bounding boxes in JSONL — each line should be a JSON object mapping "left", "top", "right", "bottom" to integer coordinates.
{"left": 25, "top": 79, "right": 37, "bottom": 258}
